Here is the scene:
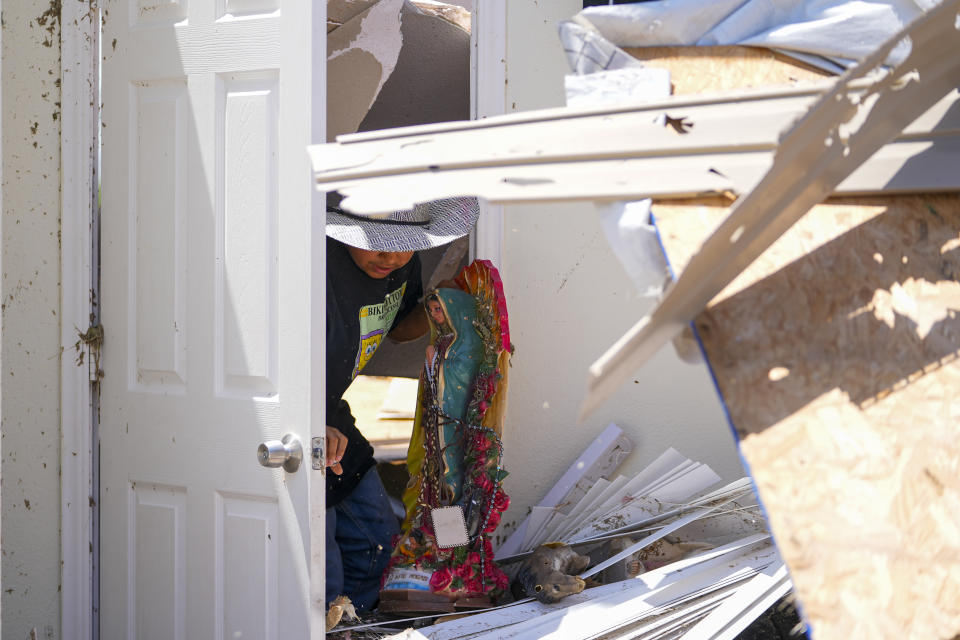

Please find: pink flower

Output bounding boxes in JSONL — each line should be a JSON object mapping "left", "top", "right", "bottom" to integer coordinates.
{"left": 484, "top": 510, "right": 502, "bottom": 533}
{"left": 466, "top": 551, "right": 482, "bottom": 566}
{"left": 474, "top": 435, "right": 492, "bottom": 455}
{"left": 482, "top": 538, "right": 494, "bottom": 556}
{"left": 475, "top": 472, "right": 493, "bottom": 493}
{"left": 430, "top": 567, "right": 453, "bottom": 591}
{"left": 492, "top": 489, "right": 510, "bottom": 512}
{"left": 454, "top": 563, "right": 474, "bottom": 581}
{"left": 465, "top": 575, "right": 485, "bottom": 594}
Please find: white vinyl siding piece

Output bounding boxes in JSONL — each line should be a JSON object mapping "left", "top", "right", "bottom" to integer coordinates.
{"left": 496, "top": 423, "right": 633, "bottom": 559}
{"left": 309, "top": 83, "right": 960, "bottom": 214}
{"left": 497, "top": 444, "right": 725, "bottom": 560}
{"left": 391, "top": 536, "right": 784, "bottom": 640}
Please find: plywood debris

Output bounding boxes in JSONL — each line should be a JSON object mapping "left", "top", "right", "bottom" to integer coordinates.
{"left": 641, "top": 21, "right": 960, "bottom": 640}
{"left": 655, "top": 195, "right": 960, "bottom": 640}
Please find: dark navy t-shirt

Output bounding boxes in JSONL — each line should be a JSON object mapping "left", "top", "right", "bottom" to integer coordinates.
{"left": 326, "top": 238, "right": 422, "bottom": 508}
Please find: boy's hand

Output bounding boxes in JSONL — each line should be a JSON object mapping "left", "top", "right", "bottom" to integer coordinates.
{"left": 326, "top": 426, "right": 347, "bottom": 475}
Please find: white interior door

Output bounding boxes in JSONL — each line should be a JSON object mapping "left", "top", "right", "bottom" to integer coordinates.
{"left": 100, "top": 2, "right": 325, "bottom": 638}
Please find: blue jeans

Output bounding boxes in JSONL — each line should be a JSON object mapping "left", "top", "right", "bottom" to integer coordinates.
{"left": 326, "top": 466, "right": 399, "bottom": 611}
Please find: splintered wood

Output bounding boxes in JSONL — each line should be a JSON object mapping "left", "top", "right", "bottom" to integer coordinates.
{"left": 654, "top": 194, "right": 960, "bottom": 640}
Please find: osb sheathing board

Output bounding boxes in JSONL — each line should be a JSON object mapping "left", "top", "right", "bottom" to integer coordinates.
{"left": 641, "top": 49, "right": 960, "bottom": 640}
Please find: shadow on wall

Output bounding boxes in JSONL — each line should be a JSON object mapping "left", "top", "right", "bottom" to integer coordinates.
{"left": 693, "top": 193, "right": 960, "bottom": 438}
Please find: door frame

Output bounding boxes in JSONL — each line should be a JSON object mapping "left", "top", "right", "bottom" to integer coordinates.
{"left": 60, "top": 1, "right": 99, "bottom": 639}
{"left": 469, "top": 0, "right": 506, "bottom": 267}
{"left": 60, "top": 3, "right": 330, "bottom": 638}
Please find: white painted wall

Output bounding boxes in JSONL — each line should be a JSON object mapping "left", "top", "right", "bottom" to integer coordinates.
{"left": 1, "top": 2, "right": 63, "bottom": 637}
{"left": 494, "top": 0, "right": 745, "bottom": 541}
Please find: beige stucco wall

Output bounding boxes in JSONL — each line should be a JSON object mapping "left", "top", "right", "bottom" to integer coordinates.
{"left": 1, "top": 1, "right": 63, "bottom": 637}
{"left": 495, "top": 0, "right": 745, "bottom": 539}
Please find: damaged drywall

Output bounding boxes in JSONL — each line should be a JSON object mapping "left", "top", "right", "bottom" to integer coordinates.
{"left": 328, "top": 0, "right": 406, "bottom": 141}
{"left": 327, "top": 0, "right": 471, "bottom": 142}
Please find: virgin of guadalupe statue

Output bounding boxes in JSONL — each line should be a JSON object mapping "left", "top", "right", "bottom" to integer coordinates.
{"left": 380, "top": 260, "right": 512, "bottom": 611}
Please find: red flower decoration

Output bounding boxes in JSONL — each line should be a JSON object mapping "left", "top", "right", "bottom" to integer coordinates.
{"left": 475, "top": 472, "right": 494, "bottom": 492}
{"left": 492, "top": 489, "right": 510, "bottom": 512}
{"left": 454, "top": 563, "right": 474, "bottom": 581}
{"left": 430, "top": 567, "right": 453, "bottom": 591}
{"left": 484, "top": 509, "right": 502, "bottom": 533}
{"left": 474, "top": 434, "right": 492, "bottom": 454}
{"left": 465, "top": 575, "right": 485, "bottom": 594}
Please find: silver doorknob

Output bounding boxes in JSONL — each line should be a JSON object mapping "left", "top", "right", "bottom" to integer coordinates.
{"left": 257, "top": 434, "right": 303, "bottom": 473}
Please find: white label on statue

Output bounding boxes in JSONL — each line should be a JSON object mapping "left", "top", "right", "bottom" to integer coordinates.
{"left": 432, "top": 506, "right": 469, "bottom": 548}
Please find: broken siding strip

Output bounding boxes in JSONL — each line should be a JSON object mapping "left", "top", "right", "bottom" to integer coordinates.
{"left": 419, "top": 579, "right": 661, "bottom": 640}
{"left": 406, "top": 537, "right": 777, "bottom": 640}
{"left": 580, "top": 499, "right": 764, "bottom": 580}
{"left": 550, "top": 477, "right": 626, "bottom": 542}
{"left": 569, "top": 478, "right": 756, "bottom": 545}
{"left": 315, "top": 92, "right": 822, "bottom": 178}
{"left": 323, "top": 87, "right": 958, "bottom": 181}
{"left": 581, "top": 0, "right": 960, "bottom": 418}
{"left": 530, "top": 477, "right": 613, "bottom": 547}
{"left": 680, "top": 563, "right": 792, "bottom": 640}
{"left": 606, "top": 591, "right": 732, "bottom": 640}
{"left": 308, "top": 85, "right": 960, "bottom": 214}
{"left": 484, "top": 541, "right": 780, "bottom": 640}
{"left": 567, "top": 464, "right": 726, "bottom": 543}
{"left": 496, "top": 423, "right": 632, "bottom": 558}
{"left": 322, "top": 154, "right": 745, "bottom": 211}
{"left": 334, "top": 76, "right": 924, "bottom": 145}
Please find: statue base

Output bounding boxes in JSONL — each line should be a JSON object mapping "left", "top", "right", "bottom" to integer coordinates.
{"left": 378, "top": 589, "right": 456, "bottom": 614}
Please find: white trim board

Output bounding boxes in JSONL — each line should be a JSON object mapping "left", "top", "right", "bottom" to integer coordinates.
{"left": 60, "top": 2, "right": 99, "bottom": 638}
{"left": 469, "top": 0, "right": 506, "bottom": 266}
{"left": 308, "top": 82, "right": 960, "bottom": 215}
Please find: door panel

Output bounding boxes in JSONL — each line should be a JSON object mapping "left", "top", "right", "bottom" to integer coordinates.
{"left": 101, "top": 2, "right": 324, "bottom": 637}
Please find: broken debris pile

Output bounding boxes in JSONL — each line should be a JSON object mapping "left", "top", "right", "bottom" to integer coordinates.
{"left": 347, "top": 426, "right": 798, "bottom": 639}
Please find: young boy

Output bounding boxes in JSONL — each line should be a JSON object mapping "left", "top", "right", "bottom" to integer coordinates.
{"left": 325, "top": 196, "right": 479, "bottom": 611}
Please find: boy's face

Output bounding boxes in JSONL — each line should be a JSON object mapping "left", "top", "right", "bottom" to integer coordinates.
{"left": 346, "top": 246, "right": 414, "bottom": 279}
